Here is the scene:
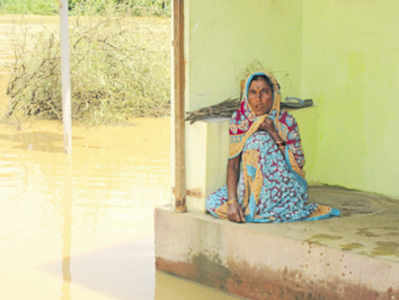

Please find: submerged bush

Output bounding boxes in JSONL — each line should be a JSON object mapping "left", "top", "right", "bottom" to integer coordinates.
{"left": 6, "top": 11, "right": 171, "bottom": 124}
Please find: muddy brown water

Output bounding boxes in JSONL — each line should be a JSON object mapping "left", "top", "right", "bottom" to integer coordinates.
{"left": 0, "top": 118, "right": 240, "bottom": 300}
{"left": 0, "top": 15, "right": 240, "bottom": 300}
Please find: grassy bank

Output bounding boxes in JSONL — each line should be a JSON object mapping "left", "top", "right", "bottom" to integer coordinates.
{"left": 0, "top": 0, "right": 57, "bottom": 15}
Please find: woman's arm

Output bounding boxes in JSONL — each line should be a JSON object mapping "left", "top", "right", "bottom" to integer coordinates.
{"left": 227, "top": 155, "right": 240, "bottom": 201}
{"left": 226, "top": 155, "right": 245, "bottom": 223}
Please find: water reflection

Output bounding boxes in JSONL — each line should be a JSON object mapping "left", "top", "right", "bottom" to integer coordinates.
{"left": 0, "top": 131, "right": 76, "bottom": 153}
{"left": 62, "top": 258, "right": 72, "bottom": 300}
{"left": 155, "top": 272, "right": 242, "bottom": 300}
{"left": 62, "top": 158, "right": 72, "bottom": 300}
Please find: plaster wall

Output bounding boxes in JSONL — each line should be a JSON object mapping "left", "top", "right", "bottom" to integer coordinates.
{"left": 185, "top": 0, "right": 303, "bottom": 111}
{"left": 296, "top": 0, "right": 399, "bottom": 198}
{"left": 185, "top": 118, "right": 230, "bottom": 212}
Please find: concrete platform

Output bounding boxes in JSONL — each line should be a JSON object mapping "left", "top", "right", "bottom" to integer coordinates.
{"left": 155, "top": 186, "right": 399, "bottom": 300}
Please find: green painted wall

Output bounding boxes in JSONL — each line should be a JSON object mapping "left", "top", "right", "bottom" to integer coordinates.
{"left": 185, "top": 0, "right": 399, "bottom": 199}
{"left": 185, "top": 0, "right": 303, "bottom": 111}
{"left": 297, "top": 0, "right": 399, "bottom": 198}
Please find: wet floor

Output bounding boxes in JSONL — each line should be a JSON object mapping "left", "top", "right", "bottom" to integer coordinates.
{"left": 0, "top": 15, "right": 241, "bottom": 300}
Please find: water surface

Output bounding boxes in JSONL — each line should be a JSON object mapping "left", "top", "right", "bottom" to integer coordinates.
{"left": 0, "top": 118, "right": 240, "bottom": 300}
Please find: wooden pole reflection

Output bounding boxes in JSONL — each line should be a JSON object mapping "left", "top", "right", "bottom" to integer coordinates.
{"left": 61, "top": 156, "right": 72, "bottom": 300}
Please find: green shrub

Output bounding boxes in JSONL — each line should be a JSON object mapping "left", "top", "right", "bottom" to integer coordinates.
{"left": 6, "top": 12, "right": 171, "bottom": 124}
{"left": 0, "top": 0, "right": 170, "bottom": 17}
{"left": 70, "top": 0, "right": 170, "bottom": 16}
{"left": 0, "top": 0, "right": 57, "bottom": 15}
{"left": 69, "top": 0, "right": 110, "bottom": 14}
{"left": 120, "top": 0, "right": 171, "bottom": 17}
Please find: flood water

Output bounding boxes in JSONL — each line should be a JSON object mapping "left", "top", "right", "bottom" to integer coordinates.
{"left": 0, "top": 118, "right": 241, "bottom": 300}
{"left": 0, "top": 16, "right": 240, "bottom": 300}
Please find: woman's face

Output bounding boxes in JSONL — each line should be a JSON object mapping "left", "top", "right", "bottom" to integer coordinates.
{"left": 248, "top": 79, "right": 273, "bottom": 116}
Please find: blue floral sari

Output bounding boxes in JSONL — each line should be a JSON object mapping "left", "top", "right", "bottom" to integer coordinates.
{"left": 206, "top": 72, "right": 340, "bottom": 223}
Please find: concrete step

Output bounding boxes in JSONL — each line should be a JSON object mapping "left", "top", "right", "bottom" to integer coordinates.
{"left": 155, "top": 186, "right": 399, "bottom": 300}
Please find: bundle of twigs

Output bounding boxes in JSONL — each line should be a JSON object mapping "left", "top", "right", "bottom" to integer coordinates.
{"left": 185, "top": 96, "right": 313, "bottom": 124}
{"left": 185, "top": 97, "right": 240, "bottom": 124}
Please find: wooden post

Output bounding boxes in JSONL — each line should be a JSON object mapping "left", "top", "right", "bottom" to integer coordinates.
{"left": 59, "top": 0, "right": 72, "bottom": 155}
{"left": 60, "top": 3, "right": 72, "bottom": 297}
{"left": 173, "top": 0, "right": 187, "bottom": 213}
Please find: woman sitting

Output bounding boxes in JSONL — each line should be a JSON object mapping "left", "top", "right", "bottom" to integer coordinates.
{"left": 206, "top": 71, "right": 340, "bottom": 223}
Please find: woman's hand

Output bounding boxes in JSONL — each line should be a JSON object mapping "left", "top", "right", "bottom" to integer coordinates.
{"left": 259, "top": 118, "right": 285, "bottom": 146}
{"left": 259, "top": 118, "right": 276, "bottom": 134}
{"left": 227, "top": 199, "right": 246, "bottom": 223}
